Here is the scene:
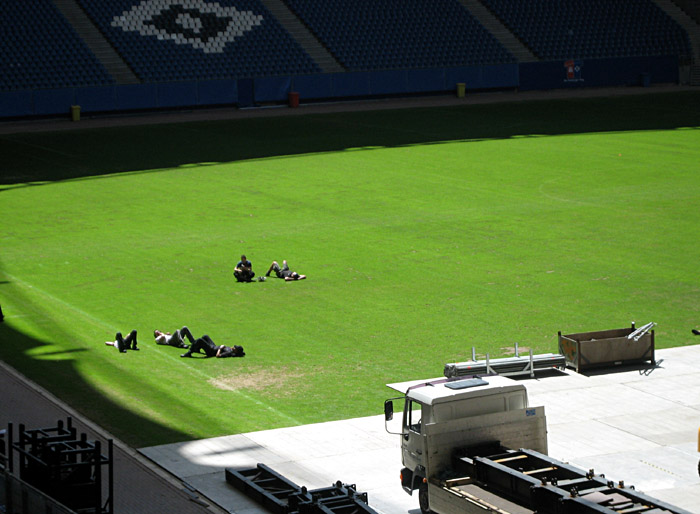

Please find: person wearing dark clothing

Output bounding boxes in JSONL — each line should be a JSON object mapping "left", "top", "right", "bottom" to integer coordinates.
{"left": 265, "top": 260, "right": 306, "bottom": 281}
{"left": 154, "top": 326, "right": 194, "bottom": 348}
{"left": 693, "top": 329, "right": 700, "bottom": 336}
{"left": 180, "top": 334, "right": 244, "bottom": 358}
{"left": 234, "top": 254, "right": 255, "bottom": 282}
{"left": 105, "top": 330, "right": 139, "bottom": 353}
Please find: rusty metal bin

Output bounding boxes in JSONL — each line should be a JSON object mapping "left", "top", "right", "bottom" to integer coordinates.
{"left": 288, "top": 91, "right": 299, "bottom": 108}
{"left": 558, "top": 323, "right": 655, "bottom": 372}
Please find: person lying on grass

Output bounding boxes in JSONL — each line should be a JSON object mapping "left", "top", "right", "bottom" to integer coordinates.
{"left": 265, "top": 260, "right": 306, "bottom": 281}
{"left": 180, "top": 334, "right": 245, "bottom": 358}
{"left": 154, "top": 326, "right": 195, "bottom": 349}
{"left": 105, "top": 330, "right": 139, "bottom": 353}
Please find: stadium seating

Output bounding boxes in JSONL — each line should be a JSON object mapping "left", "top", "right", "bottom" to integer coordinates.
{"left": 0, "top": 0, "right": 114, "bottom": 92}
{"left": 77, "top": 0, "right": 320, "bottom": 82}
{"left": 0, "top": 0, "right": 692, "bottom": 94}
{"left": 282, "top": 0, "right": 515, "bottom": 71}
{"left": 480, "top": 0, "right": 692, "bottom": 62}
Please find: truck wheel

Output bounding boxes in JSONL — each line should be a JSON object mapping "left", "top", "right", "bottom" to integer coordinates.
{"left": 419, "top": 482, "right": 431, "bottom": 514}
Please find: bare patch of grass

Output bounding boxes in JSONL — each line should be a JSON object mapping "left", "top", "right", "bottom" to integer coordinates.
{"left": 209, "top": 366, "right": 308, "bottom": 398}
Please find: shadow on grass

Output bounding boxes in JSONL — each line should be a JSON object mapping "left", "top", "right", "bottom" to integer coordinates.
{"left": 1, "top": 90, "right": 700, "bottom": 188}
{"left": 0, "top": 321, "right": 193, "bottom": 448}
{"left": 508, "top": 368, "right": 571, "bottom": 380}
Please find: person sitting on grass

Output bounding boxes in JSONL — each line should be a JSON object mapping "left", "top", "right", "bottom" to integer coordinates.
{"left": 154, "top": 327, "right": 195, "bottom": 349}
{"left": 234, "top": 254, "right": 255, "bottom": 282}
{"left": 105, "top": 330, "right": 139, "bottom": 353}
{"left": 180, "top": 334, "right": 245, "bottom": 358}
{"left": 265, "top": 260, "right": 306, "bottom": 281}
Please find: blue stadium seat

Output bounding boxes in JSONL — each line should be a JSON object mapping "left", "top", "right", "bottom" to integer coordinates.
{"left": 0, "top": 0, "right": 114, "bottom": 91}
{"left": 283, "top": 0, "right": 515, "bottom": 71}
{"left": 480, "top": 0, "right": 691, "bottom": 61}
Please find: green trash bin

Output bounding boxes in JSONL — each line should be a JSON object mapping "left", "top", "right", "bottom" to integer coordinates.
{"left": 456, "top": 83, "right": 466, "bottom": 98}
{"left": 70, "top": 105, "right": 81, "bottom": 122}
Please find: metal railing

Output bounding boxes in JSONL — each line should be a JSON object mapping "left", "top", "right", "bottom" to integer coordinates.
{"left": 1, "top": 467, "right": 76, "bottom": 514}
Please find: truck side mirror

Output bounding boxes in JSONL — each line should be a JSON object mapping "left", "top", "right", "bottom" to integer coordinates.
{"left": 384, "top": 400, "right": 394, "bottom": 421}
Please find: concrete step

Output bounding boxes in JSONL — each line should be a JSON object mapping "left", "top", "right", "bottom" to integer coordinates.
{"left": 52, "top": 0, "right": 140, "bottom": 85}
{"left": 458, "top": 0, "right": 538, "bottom": 62}
{"left": 690, "top": 65, "right": 700, "bottom": 85}
{"left": 652, "top": 0, "right": 700, "bottom": 62}
{"left": 258, "top": 0, "right": 344, "bottom": 73}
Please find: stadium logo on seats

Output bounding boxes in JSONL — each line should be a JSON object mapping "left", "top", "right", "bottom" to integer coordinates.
{"left": 564, "top": 59, "right": 583, "bottom": 83}
{"left": 111, "top": 0, "right": 263, "bottom": 54}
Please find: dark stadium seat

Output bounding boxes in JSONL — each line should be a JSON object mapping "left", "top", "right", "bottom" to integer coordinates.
{"left": 0, "top": 0, "right": 114, "bottom": 92}
{"left": 480, "top": 0, "right": 691, "bottom": 62}
{"left": 282, "top": 0, "right": 515, "bottom": 72}
{"left": 0, "top": 0, "right": 692, "bottom": 96}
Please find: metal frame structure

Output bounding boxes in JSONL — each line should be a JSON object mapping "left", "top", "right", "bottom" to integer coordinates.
{"left": 6, "top": 417, "right": 113, "bottom": 514}
{"left": 444, "top": 344, "right": 566, "bottom": 379}
{"left": 226, "top": 463, "right": 379, "bottom": 514}
{"left": 452, "top": 447, "right": 692, "bottom": 514}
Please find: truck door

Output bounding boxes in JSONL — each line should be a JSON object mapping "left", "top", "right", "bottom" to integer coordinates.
{"left": 402, "top": 399, "right": 426, "bottom": 473}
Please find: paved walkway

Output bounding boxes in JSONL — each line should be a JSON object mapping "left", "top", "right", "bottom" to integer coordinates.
{"left": 2, "top": 345, "right": 698, "bottom": 513}
{"left": 141, "top": 345, "right": 700, "bottom": 514}
{"left": 0, "top": 84, "right": 696, "bottom": 136}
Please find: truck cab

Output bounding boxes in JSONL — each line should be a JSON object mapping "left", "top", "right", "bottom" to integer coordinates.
{"left": 385, "top": 376, "right": 548, "bottom": 514}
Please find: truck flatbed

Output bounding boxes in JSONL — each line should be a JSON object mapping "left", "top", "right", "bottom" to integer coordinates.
{"left": 430, "top": 477, "right": 534, "bottom": 514}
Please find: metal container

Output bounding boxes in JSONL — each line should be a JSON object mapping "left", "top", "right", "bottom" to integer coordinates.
{"left": 558, "top": 323, "right": 655, "bottom": 372}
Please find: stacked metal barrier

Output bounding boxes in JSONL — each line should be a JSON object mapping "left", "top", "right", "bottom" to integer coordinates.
{"left": 444, "top": 347, "right": 566, "bottom": 378}
{"left": 452, "top": 447, "right": 692, "bottom": 514}
{"left": 5, "top": 417, "right": 113, "bottom": 514}
{"left": 226, "top": 463, "right": 379, "bottom": 514}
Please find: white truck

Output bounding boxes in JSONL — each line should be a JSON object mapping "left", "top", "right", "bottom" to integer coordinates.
{"left": 385, "top": 375, "right": 690, "bottom": 514}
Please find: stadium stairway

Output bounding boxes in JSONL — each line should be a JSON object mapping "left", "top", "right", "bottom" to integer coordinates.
{"left": 673, "top": 0, "right": 700, "bottom": 25}
{"left": 691, "top": 64, "right": 700, "bottom": 85}
{"left": 258, "top": 0, "right": 345, "bottom": 73}
{"left": 459, "top": 0, "right": 538, "bottom": 63}
{"left": 652, "top": 0, "right": 700, "bottom": 65}
{"left": 53, "top": 0, "right": 140, "bottom": 85}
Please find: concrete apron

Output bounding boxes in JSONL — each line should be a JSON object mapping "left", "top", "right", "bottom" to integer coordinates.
{"left": 140, "top": 344, "right": 700, "bottom": 514}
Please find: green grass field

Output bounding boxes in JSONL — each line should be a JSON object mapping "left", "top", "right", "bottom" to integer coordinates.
{"left": 1, "top": 91, "right": 699, "bottom": 448}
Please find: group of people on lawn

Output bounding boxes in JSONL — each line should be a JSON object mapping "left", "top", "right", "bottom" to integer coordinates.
{"left": 105, "top": 327, "right": 245, "bottom": 358}
{"left": 105, "top": 254, "right": 305, "bottom": 358}
{"left": 234, "top": 255, "right": 306, "bottom": 283}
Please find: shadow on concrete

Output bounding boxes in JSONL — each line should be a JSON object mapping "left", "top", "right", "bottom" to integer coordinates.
{"left": 509, "top": 368, "right": 571, "bottom": 380}
{"left": 578, "top": 359, "right": 663, "bottom": 377}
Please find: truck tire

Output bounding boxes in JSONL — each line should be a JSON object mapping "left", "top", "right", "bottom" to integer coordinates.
{"left": 419, "top": 482, "right": 431, "bottom": 514}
